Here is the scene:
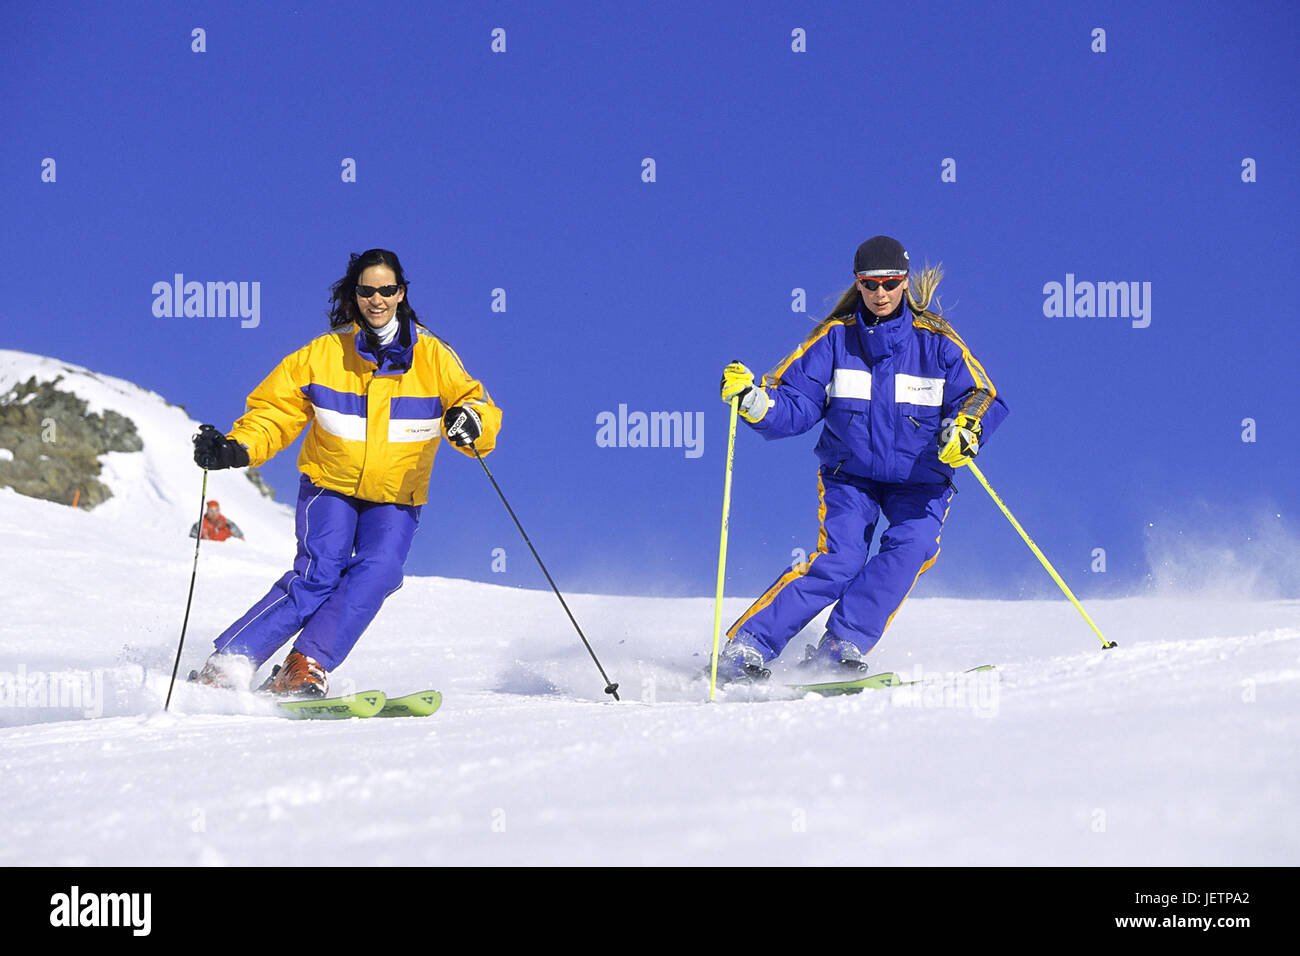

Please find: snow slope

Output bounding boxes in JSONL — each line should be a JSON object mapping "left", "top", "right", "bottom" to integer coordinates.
{"left": 1, "top": 351, "right": 1297, "bottom": 866}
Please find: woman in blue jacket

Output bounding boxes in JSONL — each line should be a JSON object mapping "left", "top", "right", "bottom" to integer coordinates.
{"left": 717, "top": 236, "right": 1009, "bottom": 681}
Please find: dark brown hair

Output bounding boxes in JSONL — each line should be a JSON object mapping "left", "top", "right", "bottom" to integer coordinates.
{"left": 327, "top": 249, "right": 419, "bottom": 328}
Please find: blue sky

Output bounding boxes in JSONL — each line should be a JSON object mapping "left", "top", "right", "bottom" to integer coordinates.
{"left": 4, "top": 0, "right": 1298, "bottom": 604}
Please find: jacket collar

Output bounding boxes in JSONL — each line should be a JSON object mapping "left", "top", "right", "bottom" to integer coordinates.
{"left": 853, "top": 300, "right": 912, "bottom": 363}
{"left": 354, "top": 316, "right": 415, "bottom": 375}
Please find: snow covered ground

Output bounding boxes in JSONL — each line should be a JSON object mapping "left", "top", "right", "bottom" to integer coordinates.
{"left": 2, "top": 350, "right": 1297, "bottom": 866}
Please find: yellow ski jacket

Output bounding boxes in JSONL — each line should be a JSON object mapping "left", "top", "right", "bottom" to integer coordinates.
{"left": 228, "top": 319, "right": 501, "bottom": 506}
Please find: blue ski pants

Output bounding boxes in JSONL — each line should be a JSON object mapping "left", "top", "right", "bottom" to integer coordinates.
{"left": 214, "top": 475, "right": 421, "bottom": 671}
{"left": 727, "top": 469, "right": 953, "bottom": 661}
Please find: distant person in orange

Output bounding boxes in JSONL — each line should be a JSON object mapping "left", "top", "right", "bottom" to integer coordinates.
{"left": 189, "top": 500, "right": 244, "bottom": 541}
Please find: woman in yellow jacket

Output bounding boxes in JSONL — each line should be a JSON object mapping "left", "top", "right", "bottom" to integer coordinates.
{"left": 191, "top": 249, "right": 501, "bottom": 697}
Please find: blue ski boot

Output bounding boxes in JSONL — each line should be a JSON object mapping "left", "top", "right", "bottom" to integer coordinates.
{"left": 798, "top": 632, "right": 869, "bottom": 675}
{"left": 714, "top": 635, "right": 772, "bottom": 683}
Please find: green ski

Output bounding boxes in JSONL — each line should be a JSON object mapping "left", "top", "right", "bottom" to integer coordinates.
{"left": 789, "top": 665, "right": 996, "bottom": 697}
{"left": 788, "top": 671, "right": 905, "bottom": 696}
{"left": 276, "top": 690, "right": 387, "bottom": 719}
{"left": 376, "top": 690, "right": 443, "bottom": 718}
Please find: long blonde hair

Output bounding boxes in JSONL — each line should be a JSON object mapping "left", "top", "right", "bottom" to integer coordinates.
{"left": 824, "top": 262, "right": 956, "bottom": 337}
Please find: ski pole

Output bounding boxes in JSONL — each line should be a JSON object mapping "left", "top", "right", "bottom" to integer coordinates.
{"left": 470, "top": 444, "right": 620, "bottom": 700}
{"left": 966, "top": 461, "right": 1116, "bottom": 649}
{"left": 709, "top": 397, "right": 740, "bottom": 701}
{"left": 165, "top": 469, "right": 209, "bottom": 710}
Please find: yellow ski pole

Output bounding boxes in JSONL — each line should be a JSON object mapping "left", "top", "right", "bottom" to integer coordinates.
{"left": 966, "top": 461, "right": 1116, "bottom": 648}
{"left": 709, "top": 397, "right": 740, "bottom": 700}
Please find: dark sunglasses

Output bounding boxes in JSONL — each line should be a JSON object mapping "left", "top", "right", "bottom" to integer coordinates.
{"left": 356, "top": 284, "right": 402, "bottom": 298}
{"left": 856, "top": 275, "right": 906, "bottom": 292}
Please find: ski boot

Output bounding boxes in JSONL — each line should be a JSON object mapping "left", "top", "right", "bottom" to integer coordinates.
{"left": 798, "top": 632, "right": 868, "bottom": 675}
{"left": 189, "top": 652, "right": 254, "bottom": 691}
{"left": 262, "top": 650, "right": 329, "bottom": 698}
{"left": 714, "top": 636, "right": 772, "bottom": 684}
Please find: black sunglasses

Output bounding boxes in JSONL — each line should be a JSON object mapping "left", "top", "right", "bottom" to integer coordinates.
{"left": 856, "top": 275, "right": 905, "bottom": 292}
{"left": 356, "top": 284, "right": 402, "bottom": 298}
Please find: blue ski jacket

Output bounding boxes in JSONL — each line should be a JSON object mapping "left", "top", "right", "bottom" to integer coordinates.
{"left": 750, "top": 301, "right": 1009, "bottom": 483}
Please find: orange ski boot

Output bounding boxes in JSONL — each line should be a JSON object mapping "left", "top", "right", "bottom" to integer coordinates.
{"left": 264, "top": 650, "right": 329, "bottom": 698}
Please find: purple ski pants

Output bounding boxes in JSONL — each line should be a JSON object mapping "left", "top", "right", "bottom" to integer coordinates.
{"left": 726, "top": 469, "right": 953, "bottom": 661}
{"left": 213, "top": 475, "right": 420, "bottom": 671}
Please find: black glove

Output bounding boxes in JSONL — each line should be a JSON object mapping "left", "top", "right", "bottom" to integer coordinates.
{"left": 193, "top": 424, "right": 250, "bottom": 470}
{"left": 443, "top": 405, "right": 482, "bottom": 448}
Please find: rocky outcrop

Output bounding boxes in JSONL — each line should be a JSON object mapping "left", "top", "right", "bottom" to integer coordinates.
{"left": 0, "top": 375, "right": 142, "bottom": 509}
{"left": 1, "top": 372, "right": 281, "bottom": 510}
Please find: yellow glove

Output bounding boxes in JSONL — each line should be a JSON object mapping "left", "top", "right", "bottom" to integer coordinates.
{"left": 720, "top": 361, "right": 770, "bottom": 423}
{"left": 938, "top": 414, "right": 982, "bottom": 467}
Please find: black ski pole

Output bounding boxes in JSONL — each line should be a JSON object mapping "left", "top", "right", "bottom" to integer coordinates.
{"left": 470, "top": 444, "right": 620, "bottom": 701}
{"left": 164, "top": 470, "right": 208, "bottom": 711}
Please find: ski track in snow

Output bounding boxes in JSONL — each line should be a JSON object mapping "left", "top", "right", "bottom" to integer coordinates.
{"left": 1, "top": 349, "right": 1298, "bottom": 865}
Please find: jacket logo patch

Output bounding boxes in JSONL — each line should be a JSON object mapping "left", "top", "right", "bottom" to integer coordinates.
{"left": 388, "top": 419, "right": 439, "bottom": 443}
{"left": 895, "top": 374, "right": 945, "bottom": 407}
{"left": 387, "top": 421, "right": 439, "bottom": 444}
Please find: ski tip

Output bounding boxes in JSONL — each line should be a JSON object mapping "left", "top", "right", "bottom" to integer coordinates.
{"left": 376, "top": 690, "right": 443, "bottom": 718}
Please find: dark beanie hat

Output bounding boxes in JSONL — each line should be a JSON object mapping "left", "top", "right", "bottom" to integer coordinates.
{"left": 853, "top": 236, "right": 910, "bottom": 276}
